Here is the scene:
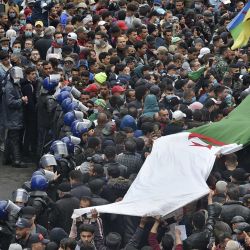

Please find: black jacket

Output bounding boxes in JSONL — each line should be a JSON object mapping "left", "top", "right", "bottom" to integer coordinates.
{"left": 70, "top": 183, "right": 92, "bottom": 200}
{"left": 35, "top": 37, "right": 53, "bottom": 60}
{"left": 184, "top": 204, "right": 216, "bottom": 250}
{"left": 49, "top": 194, "right": 79, "bottom": 234}
{"left": 221, "top": 200, "right": 250, "bottom": 224}
{"left": 37, "top": 92, "right": 57, "bottom": 129}
{"left": 2, "top": 79, "right": 24, "bottom": 130}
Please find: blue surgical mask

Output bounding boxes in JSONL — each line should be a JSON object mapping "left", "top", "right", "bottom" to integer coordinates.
{"left": 25, "top": 31, "right": 32, "bottom": 37}
{"left": 13, "top": 48, "right": 21, "bottom": 54}
{"left": 166, "top": 95, "right": 175, "bottom": 100}
{"left": 9, "top": 13, "right": 16, "bottom": 18}
{"left": 13, "top": 25, "right": 20, "bottom": 31}
{"left": 93, "top": 108, "right": 99, "bottom": 114}
{"left": 241, "top": 68, "right": 247, "bottom": 75}
{"left": 20, "top": 20, "right": 26, "bottom": 25}
{"left": 2, "top": 47, "right": 9, "bottom": 51}
{"left": 56, "top": 38, "right": 64, "bottom": 45}
{"left": 213, "top": 79, "right": 219, "bottom": 86}
{"left": 191, "top": 97, "right": 196, "bottom": 103}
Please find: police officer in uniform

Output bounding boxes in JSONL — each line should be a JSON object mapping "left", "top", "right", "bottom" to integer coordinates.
{"left": 2, "top": 66, "right": 28, "bottom": 168}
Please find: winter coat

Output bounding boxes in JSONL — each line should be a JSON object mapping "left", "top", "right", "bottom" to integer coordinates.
{"left": 70, "top": 183, "right": 92, "bottom": 200}
{"left": 184, "top": 204, "right": 216, "bottom": 250}
{"left": 2, "top": 79, "right": 24, "bottom": 130}
{"left": 142, "top": 94, "right": 159, "bottom": 118}
{"left": 221, "top": 200, "right": 250, "bottom": 224}
{"left": 49, "top": 194, "right": 79, "bottom": 234}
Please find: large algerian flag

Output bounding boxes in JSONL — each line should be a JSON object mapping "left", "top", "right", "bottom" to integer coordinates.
{"left": 72, "top": 97, "right": 250, "bottom": 219}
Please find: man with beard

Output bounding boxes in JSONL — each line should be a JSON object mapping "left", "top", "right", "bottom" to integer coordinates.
{"left": 154, "top": 108, "right": 170, "bottom": 133}
{"left": 94, "top": 32, "right": 112, "bottom": 60}
{"left": 29, "top": 50, "right": 41, "bottom": 68}
{"left": 13, "top": 217, "right": 33, "bottom": 248}
{"left": 215, "top": 46, "right": 235, "bottom": 82}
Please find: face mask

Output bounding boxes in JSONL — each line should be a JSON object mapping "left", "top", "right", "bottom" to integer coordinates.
{"left": 13, "top": 48, "right": 21, "bottom": 54}
{"left": 20, "top": 20, "right": 26, "bottom": 25}
{"left": 13, "top": 78, "right": 20, "bottom": 83}
{"left": 78, "top": 9, "right": 85, "bottom": 15}
{"left": 191, "top": 97, "right": 196, "bottom": 103}
{"left": 9, "top": 13, "right": 16, "bottom": 18}
{"left": 154, "top": 18, "right": 160, "bottom": 25}
{"left": 94, "top": 39, "right": 101, "bottom": 47}
{"left": 90, "top": 5, "right": 96, "bottom": 11}
{"left": 213, "top": 79, "right": 218, "bottom": 86}
{"left": 233, "top": 73, "right": 240, "bottom": 79}
{"left": 25, "top": 31, "right": 32, "bottom": 37}
{"left": 2, "top": 47, "right": 8, "bottom": 51}
{"left": 194, "top": 3, "right": 202, "bottom": 9}
{"left": 56, "top": 38, "right": 64, "bottom": 45}
{"left": 13, "top": 25, "right": 20, "bottom": 31}
{"left": 241, "top": 68, "right": 247, "bottom": 75}
{"left": 25, "top": 48, "right": 32, "bottom": 52}
{"left": 166, "top": 95, "right": 175, "bottom": 100}
{"left": 93, "top": 108, "right": 98, "bottom": 114}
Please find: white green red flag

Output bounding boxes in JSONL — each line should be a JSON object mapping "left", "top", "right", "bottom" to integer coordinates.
{"left": 72, "top": 97, "right": 250, "bottom": 219}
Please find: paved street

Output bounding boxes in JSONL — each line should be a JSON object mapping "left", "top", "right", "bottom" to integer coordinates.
{"left": 0, "top": 153, "right": 34, "bottom": 200}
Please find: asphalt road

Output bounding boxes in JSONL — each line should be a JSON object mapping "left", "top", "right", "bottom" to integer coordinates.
{"left": 0, "top": 153, "right": 34, "bottom": 200}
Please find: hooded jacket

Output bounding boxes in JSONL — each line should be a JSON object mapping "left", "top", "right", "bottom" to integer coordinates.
{"left": 142, "top": 94, "right": 159, "bottom": 118}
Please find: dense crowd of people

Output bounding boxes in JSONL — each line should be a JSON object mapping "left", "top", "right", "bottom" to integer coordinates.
{"left": 0, "top": 0, "right": 250, "bottom": 249}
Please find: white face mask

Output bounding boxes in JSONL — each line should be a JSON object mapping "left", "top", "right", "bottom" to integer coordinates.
{"left": 241, "top": 68, "right": 247, "bottom": 75}
{"left": 90, "top": 5, "right": 96, "bottom": 11}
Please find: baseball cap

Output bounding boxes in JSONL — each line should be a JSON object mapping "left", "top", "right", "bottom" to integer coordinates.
{"left": 198, "top": 47, "right": 211, "bottom": 59}
{"left": 231, "top": 216, "right": 245, "bottom": 224}
{"left": 8, "top": 244, "right": 22, "bottom": 250}
{"left": 35, "top": 21, "right": 44, "bottom": 27}
{"left": 94, "top": 99, "right": 106, "bottom": 108}
{"left": 67, "top": 32, "right": 77, "bottom": 41}
{"left": 84, "top": 83, "right": 98, "bottom": 93}
{"left": 112, "top": 85, "right": 125, "bottom": 94}
{"left": 215, "top": 180, "right": 227, "bottom": 194}
{"left": 87, "top": 154, "right": 104, "bottom": 164}
{"left": 16, "top": 217, "right": 32, "bottom": 228}
{"left": 172, "top": 110, "right": 186, "bottom": 121}
{"left": 225, "top": 240, "right": 241, "bottom": 250}
{"left": 188, "top": 101, "right": 203, "bottom": 111}
{"left": 0, "top": 37, "right": 9, "bottom": 42}
{"left": 167, "top": 64, "right": 178, "bottom": 71}
{"left": 98, "top": 21, "right": 106, "bottom": 26}
{"left": 102, "top": 121, "right": 116, "bottom": 136}
{"left": 203, "top": 10, "right": 213, "bottom": 17}
{"left": 20, "top": 206, "right": 36, "bottom": 219}
{"left": 65, "top": 3, "right": 75, "bottom": 9}
{"left": 233, "top": 222, "right": 250, "bottom": 234}
{"left": 64, "top": 57, "right": 74, "bottom": 63}
{"left": 77, "top": 2, "right": 87, "bottom": 8}
{"left": 116, "top": 21, "right": 128, "bottom": 31}
{"left": 29, "top": 233, "right": 50, "bottom": 244}
{"left": 58, "top": 182, "right": 71, "bottom": 192}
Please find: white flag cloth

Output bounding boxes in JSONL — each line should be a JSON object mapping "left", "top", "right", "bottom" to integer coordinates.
{"left": 72, "top": 132, "right": 241, "bottom": 219}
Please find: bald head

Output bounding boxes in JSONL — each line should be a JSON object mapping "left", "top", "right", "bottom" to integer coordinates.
{"left": 97, "top": 112, "right": 108, "bottom": 125}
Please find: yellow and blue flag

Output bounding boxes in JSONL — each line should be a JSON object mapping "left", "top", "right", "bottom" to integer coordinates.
{"left": 227, "top": 0, "right": 250, "bottom": 50}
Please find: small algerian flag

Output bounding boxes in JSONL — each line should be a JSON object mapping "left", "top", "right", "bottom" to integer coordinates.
{"left": 188, "top": 66, "right": 205, "bottom": 81}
